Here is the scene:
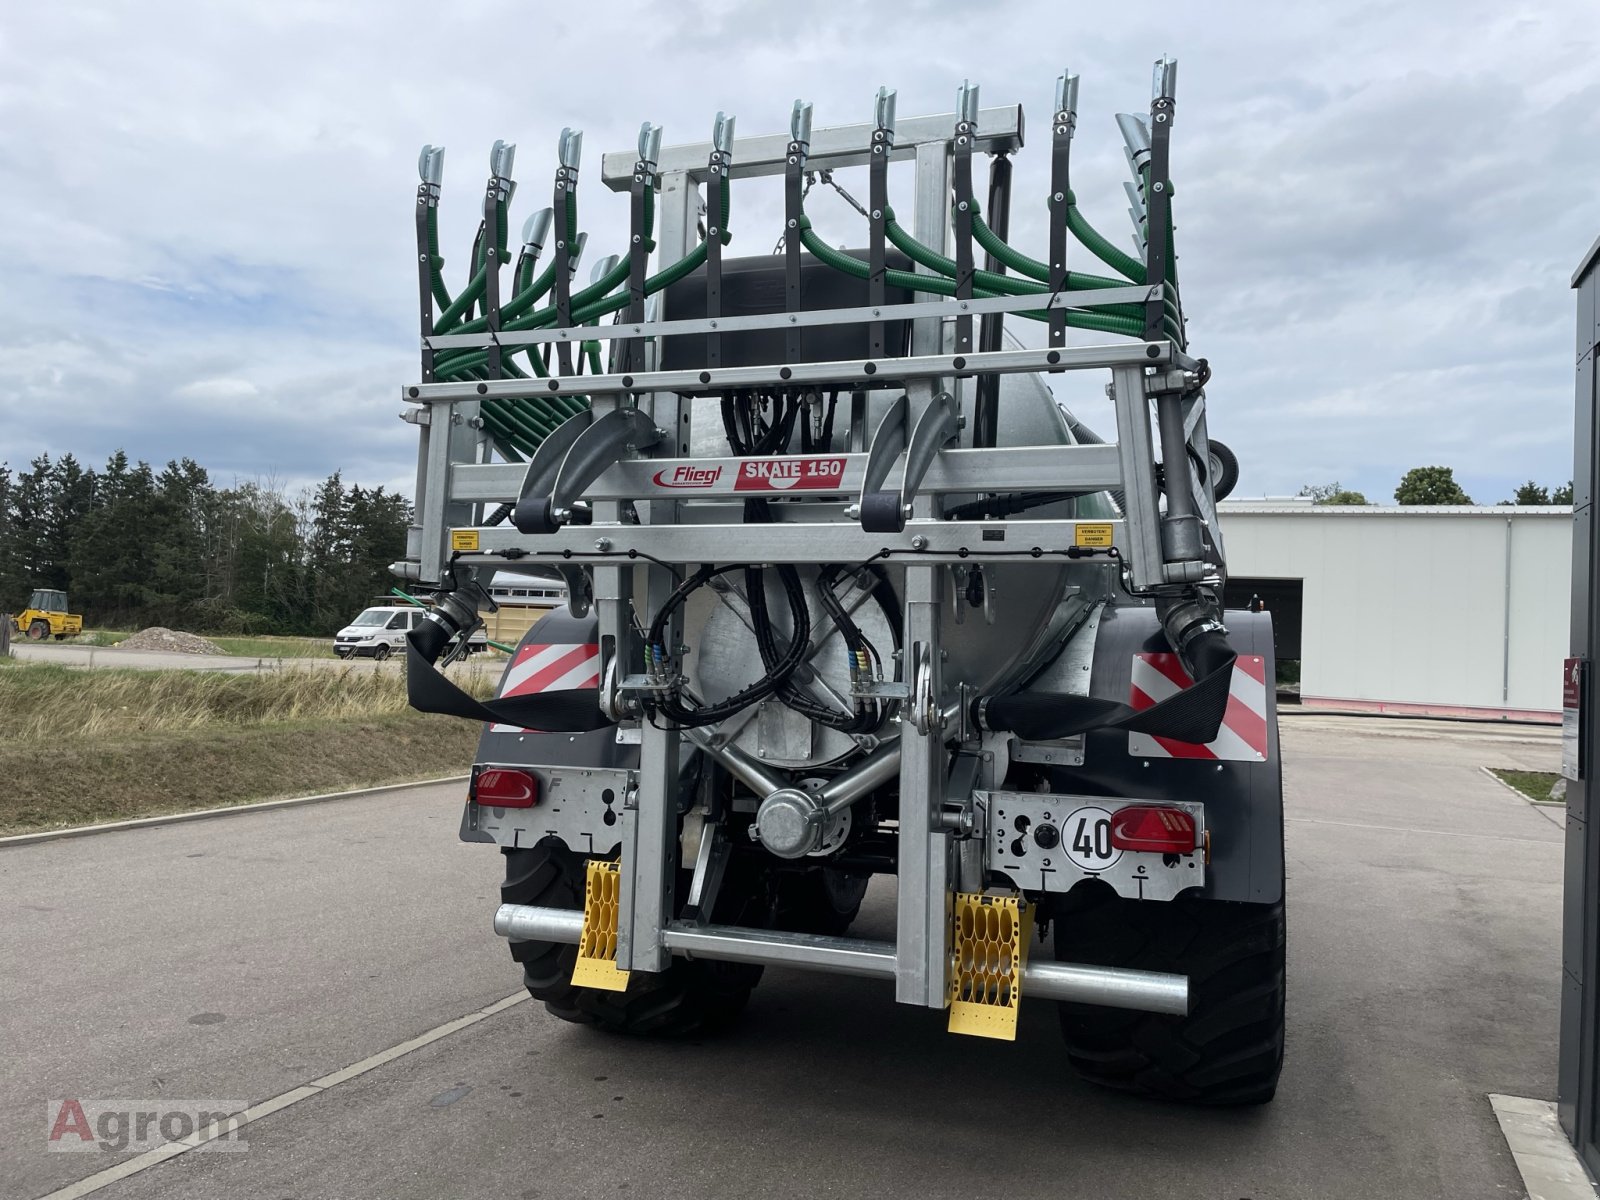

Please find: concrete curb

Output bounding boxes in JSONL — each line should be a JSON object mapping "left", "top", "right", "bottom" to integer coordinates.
{"left": 1479, "top": 764, "right": 1566, "bottom": 807}
{"left": 0, "top": 775, "right": 470, "bottom": 849}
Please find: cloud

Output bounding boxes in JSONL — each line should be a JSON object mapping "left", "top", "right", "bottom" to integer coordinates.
{"left": 0, "top": 0, "right": 1595, "bottom": 509}
{"left": 174, "top": 378, "right": 260, "bottom": 402}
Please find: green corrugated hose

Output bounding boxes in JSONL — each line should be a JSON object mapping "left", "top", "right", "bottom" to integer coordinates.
{"left": 795, "top": 218, "right": 1147, "bottom": 339}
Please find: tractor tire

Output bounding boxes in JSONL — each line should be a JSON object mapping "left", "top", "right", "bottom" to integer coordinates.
{"left": 27, "top": 620, "right": 49, "bottom": 641}
{"left": 502, "top": 838, "right": 763, "bottom": 1036}
{"left": 1052, "top": 887, "right": 1285, "bottom": 1106}
{"left": 372, "top": 645, "right": 391, "bottom": 662}
{"left": 770, "top": 867, "right": 870, "bottom": 936}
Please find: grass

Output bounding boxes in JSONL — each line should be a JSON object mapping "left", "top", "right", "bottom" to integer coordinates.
{"left": 1491, "top": 768, "right": 1564, "bottom": 804}
{"left": 0, "top": 661, "right": 497, "bottom": 834}
{"left": 79, "top": 629, "right": 335, "bottom": 658}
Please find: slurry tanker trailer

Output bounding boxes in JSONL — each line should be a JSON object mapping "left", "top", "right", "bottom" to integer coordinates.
{"left": 396, "top": 60, "right": 1284, "bottom": 1104}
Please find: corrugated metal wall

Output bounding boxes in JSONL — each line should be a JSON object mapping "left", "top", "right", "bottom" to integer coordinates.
{"left": 1220, "top": 507, "right": 1571, "bottom": 715}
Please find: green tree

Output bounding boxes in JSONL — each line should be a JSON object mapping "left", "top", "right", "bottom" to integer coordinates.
{"left": 1299, "top": 482, "right": 1368, "bottom": 506}
{"left": 0, "top": 464, "right": 17, "bottom": 608}
{"left": 11, "top": 456, "right": 55, "bottom": 590}
{"left": 1395, "top": 466, "right": 1472, "bottom": 506}
{"left": 45, "top": 454, "right": 95, "bottom": 591}
{"left": 1498, "top": 480, "right": 1574, "bottom": 505}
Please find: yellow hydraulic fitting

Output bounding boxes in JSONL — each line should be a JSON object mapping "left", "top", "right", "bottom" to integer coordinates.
{"left": 948, "top": 892, "right": 1032, "bottom": 1041}
{"left": 571, "top": 860, "right": 630, "bottom": 991}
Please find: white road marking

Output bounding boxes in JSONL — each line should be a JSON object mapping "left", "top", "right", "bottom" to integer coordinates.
{"left": 34, "top": 992, "right": 530, "bottom": 1200}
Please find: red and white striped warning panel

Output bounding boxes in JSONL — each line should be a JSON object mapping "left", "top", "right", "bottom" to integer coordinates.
{"left": 489, "top": 642, "right": 601, "bottom": 733}
{"left": 1127, "top": 653, "right": 1270, "bottom": 762}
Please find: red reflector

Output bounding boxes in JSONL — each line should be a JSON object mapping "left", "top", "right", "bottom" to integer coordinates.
{"left": 1110, "top": 805, "right": 1197, "bottom": 854}
{"left": 473, "top": 768, "right": 539, "bottom": 809}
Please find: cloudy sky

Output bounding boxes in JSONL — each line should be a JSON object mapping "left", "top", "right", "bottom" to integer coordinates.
{"left": 2, "top": 1, "right": 1596, "bottom": 504}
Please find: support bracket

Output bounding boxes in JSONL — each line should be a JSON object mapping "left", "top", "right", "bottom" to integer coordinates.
{"left": 512, "top": 408, "right": 661, "bottom": 533}
{"left": 856, "top": 388, "right": 959, "bottom": 533}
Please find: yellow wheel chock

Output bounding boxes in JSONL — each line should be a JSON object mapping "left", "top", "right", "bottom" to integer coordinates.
{"left": 571, "top": 860, "right": 630, "bottom": 992}
{"left": 948, "top": 892, "right": 1032, "bottom": 1041}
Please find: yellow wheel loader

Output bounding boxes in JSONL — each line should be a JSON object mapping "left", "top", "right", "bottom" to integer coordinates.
{"left": 12, "top": 589, "right": 83, "bottom": 641}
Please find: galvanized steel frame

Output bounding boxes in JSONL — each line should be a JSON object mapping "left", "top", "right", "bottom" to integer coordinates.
{"left": 406, "top": 105, "right": 1223, "bottom": 1009}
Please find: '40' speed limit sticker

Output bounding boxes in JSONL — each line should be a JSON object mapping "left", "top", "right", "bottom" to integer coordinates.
{"left": 1062, "top": 806, "right": 1123, "bottom": 872}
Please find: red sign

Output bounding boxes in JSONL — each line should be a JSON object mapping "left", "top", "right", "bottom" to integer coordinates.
{"left": 1128, "top": 654, "right": 1271, "bottom": 762}
{"left": 732, "top": 456, "right": 848, "bottom": 492}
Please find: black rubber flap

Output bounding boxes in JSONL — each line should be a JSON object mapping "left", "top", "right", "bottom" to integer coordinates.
{"left": 981, "top": 631, "right": 1237, "bottom": 745}
{"left": 404, "top": 637, "right": 610, "bottom": 732}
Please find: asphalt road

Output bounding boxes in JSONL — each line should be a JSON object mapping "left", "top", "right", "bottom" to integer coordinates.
{"left": 0, "top": 715, "right": 1565, "bottom": 1199}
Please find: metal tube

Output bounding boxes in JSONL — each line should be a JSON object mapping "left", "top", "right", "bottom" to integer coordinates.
{"left": 1156, "top": 395, "right": 1195, "bottom": 521}
{"left": 491, "top": 905, "right": 1190, "bottom": 1015}
{"left": 495, "top": 904, "right": 585, "bottom": 943}
{"left": 1025, "top": 959, "right": 1188, "bottom": 1014}
{"left": 819, "top": 741, "right": 903, "bottom": 814}
{"left": 598, "top": 105, "right": 1025, "bottom": 187}
{"left": 682, "top": 727, "right": 787, "bottom": 797}
{"left": 410, "top": 342, "right": 1173, "bottom": 404}
{"left": 665, "top": 924, "right": 896, "bottom": 980}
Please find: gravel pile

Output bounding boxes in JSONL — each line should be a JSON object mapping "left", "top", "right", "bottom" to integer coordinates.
{"left": 117, "top": 627, "right": 226, "bottom": 655}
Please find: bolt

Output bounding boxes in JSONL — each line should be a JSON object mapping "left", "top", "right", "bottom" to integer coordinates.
{"left": 958, "top": 201, "right": 969, "bottom": 211}
{"left": 787, "top": 218, "right": 797, "bottom": 228}
{"left": 594, "top": 537, "right": 612, "bottom": 552}
{"left": 632, "top": 234, "right": 641, "bottom": 243}
{"left": 910, "top": 535, "right": 929, "bottom": 550}
{"left": 1156, "top": 112, "right": 1168, "bottom": 123}
{"left": 1153, "top": 182, "right": 1165, "bottom": 193}
{"left": 1053, "top": 191, "right": 1064, "bottom": 202}
{"left": 757, "top": 748, "right": 768, "bottom": 759}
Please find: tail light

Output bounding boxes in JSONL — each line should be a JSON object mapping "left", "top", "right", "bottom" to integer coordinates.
{"left": 472, "top": 767, "right": 539, "bottom": 809}
{"left": 1110, "top": 805, "right": 1197, "bottom": 854}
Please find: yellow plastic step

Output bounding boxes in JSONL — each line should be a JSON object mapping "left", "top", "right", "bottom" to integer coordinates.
{"left": 948, "top": 892, "right": 1032, "bottom": 1041}
{"left": 571, "top": 859, "right": 630, "bottom": 992}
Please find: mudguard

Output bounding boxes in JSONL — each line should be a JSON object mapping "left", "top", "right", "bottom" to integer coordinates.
{"left": 1046, "top": 604, "right": 1284, "bottom": 905}
{"left": 458, "top": 607, "right": 630, "bottom": 849}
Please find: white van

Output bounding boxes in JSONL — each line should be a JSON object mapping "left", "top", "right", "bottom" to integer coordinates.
{"left": 333, "top": 605, "right": 486, "bottom": 660}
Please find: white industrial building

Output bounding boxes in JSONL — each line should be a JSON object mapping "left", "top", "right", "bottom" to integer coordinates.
{"left": 1217, "top": 503, "right": 1571, "bottom": 721}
